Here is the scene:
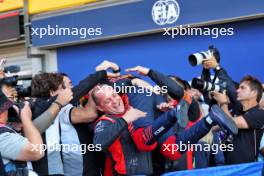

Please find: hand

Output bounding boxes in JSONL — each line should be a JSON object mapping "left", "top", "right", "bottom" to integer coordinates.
{"left": 122, "top": 107, "right": 147, "bottom": 123}
{"left": 0, "top": 70, "right": 5, "bottom": 79}
{"left": 125, "top": 66, "right": 150, "bottom": 76}
{"left": 56, "top": 88, "right": 73, "bottom": 106}
{"left": 210, "top": 90, "right": 229, "bottom": 105}
{"left": 156, "top": 102, "right": 174, "bottom": 112}
{"left": 106, "top": 72, "right": 121, "bottom": 78}
{"left": 202, "top": 57, "right": 218, "bottom": 69}
{"left": 96, "top": 60, "right": 119, "bottom": 72}
{"left": 20, "top": 101, "right": 32, "bottom": 121}
{"left": 1, "top": 85, "right": 17, "bottom": 101}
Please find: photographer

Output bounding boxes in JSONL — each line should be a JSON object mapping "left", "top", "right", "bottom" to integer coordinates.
{"left": 211, "top": 76, "right": 264, "bottom": 164}
{"left": 196, "top": 46, "right": 242, "bottom": 115}
{"left": 0, "top": 89, "right": 44, "bottom": 175}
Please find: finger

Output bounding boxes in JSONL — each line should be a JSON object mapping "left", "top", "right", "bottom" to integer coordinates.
{"left": 139, "top": 112, "right": 147, "bottom": 117}
{"left": 107, "top": 72, "right": 120, "bottom": 78}
{"left": 125, "top": 66, "right": 138, "bottom": 72}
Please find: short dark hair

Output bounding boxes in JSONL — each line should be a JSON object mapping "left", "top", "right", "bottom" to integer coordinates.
{"left": 240, "top": 75, "right": 263, "bottom": 102}
{"left": 169, "top": 75, "right": 190, "bottom": 90}
{"left": 31, "top": 72, "right": 64, "bottom": 97}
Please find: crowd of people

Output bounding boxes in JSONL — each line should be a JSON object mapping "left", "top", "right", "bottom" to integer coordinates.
{"left": 0, "top": 51, "right": 263, "bottom": 176}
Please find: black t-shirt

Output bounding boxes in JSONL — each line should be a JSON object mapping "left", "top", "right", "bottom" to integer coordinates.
{"left": 225, "top": 105, "right": 264, "bottom": 165}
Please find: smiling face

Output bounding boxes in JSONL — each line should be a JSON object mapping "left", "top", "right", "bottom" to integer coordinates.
{"left": 93, "top": 85, "right": 125, "bottom": 115}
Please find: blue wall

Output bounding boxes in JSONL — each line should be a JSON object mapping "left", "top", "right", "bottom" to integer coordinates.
{"left": 57, "top": 18, "right": 264, "bottom": 85}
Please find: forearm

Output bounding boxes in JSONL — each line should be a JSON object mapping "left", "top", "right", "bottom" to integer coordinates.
{"left": 217, "top": 68, "right": 242, "bottom": 114}
{"left": 71, "top": 107, "right": 97, "bottom": 123}
{"left": 221, "top": 104, "right": 233, "bottom": 117}
{"left": 148, "top": 69, "right": 184, "bottom": 100}
{"left": 71, "top": 70, "right": 107, "bottom": 104}
{"left": 94, "top": 118, "right": 127, "bottom": 150}
{"left": 22, "top": 119, "right": 43, "bottom": 145}
{"left": 33, "top": 103, "right": 61, "bottom": 133}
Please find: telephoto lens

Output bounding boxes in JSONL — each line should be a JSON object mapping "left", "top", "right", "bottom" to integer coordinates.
{"left": 188, "top": 50, "right": 214, "bottom": 66}
{"left": 191, "top": 78, "right": 226, "bottom": 93}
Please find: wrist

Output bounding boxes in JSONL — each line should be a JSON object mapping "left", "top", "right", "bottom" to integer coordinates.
{"left": 21, "top": 117, "right": 33, "bottom": 124}
{"left": 147, "top": 69, "right": 152, "bottom": 76}
{"left": 214, "top": 65, "right": 221, "bottom": 71}
{"left": 113, "top": 67, "right": 121, "bottom": 73}
{"left": 219, "top": 102, "right": 229, "bottom": 108}
{"left": 53, "top": 101, "right": 63, "bottom": 109}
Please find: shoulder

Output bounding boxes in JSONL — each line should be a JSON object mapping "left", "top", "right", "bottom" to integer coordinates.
{"left": 96, "top": 115, "right": 116, "bottom": 124}
{"left": 243, "top": 107, "right": 264, "bottom": 119}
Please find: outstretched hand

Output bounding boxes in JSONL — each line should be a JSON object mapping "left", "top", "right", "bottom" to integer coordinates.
{"left": 96, "top": 60, "right": 121, "bottom": 78}
{"left": 125, "top": 66, "right": 150, "bottom": 76}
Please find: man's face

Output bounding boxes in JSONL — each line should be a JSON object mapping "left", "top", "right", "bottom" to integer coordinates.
{"left": 95, "top": 85, "right": 125, "bottom": 115}
{"left": 1, "top": 84, "right": 16, "bottom": 100}
{"left": 190, "top": 88, "right": 202, "bottom": 101}
{"left": 0, "top": 111, "right": 8, "bottom": 124}
{"left": 237, "top": 81, "right": 257, "bottom": 102}
{"left": 63, "top": 76, "right": 73, "bottom": 89}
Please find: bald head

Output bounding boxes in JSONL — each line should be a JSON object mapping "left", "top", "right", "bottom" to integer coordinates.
{"left": 91, "top": 84, "right": 125, "bottom": 115}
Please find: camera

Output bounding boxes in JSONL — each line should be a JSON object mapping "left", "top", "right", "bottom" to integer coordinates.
{"left": 8, "top": 98, "right": 35, "bottom": 123}
{"left": 0, "top": 64, "right": 32, "bottom": 122}
{"left": 0, "top": 76, "right": 31, "bottom": 98}
{"left": 188, "top": 46, "right": 220, "bottom": 66}
{"left": 191, "top": 78, "right": 226, "bottom": 93}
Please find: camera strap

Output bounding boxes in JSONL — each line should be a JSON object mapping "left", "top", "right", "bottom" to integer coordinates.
{"left": 212, "top": 69, "right": 220, "bottom": 84}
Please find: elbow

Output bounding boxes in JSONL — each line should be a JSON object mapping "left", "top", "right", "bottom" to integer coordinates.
{"left": 33, "top": 153, "right": 44, "bottom": 161}
{"left": 29, "top": 150, "right": 45, "bottom": 161}
{"left": 93, "top": 138, "right": 108, "bottom": 151}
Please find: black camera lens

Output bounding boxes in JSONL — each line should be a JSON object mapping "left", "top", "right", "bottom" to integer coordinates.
{"left": 191, "top": 78, "right": 205, "bottom": 90}
{"left": 188, "top": 55, "right": 199, "bottom": 66}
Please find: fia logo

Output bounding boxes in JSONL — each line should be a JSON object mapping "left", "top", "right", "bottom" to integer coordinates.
{"left": 152, "top": 0, "right": 180, "bottom": 26}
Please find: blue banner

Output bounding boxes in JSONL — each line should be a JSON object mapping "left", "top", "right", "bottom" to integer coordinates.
{"left": 163, "top": 162, "right": 264, "bottom": 176}
{"left": 31, "top": 0, "right": 264, "bottom": 48}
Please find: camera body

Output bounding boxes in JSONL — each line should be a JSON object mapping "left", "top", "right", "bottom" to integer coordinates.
{"left": 191, "top": 78, "right": 226, "bottom": 93}
{"left": 0, "top": 76, "right": 31, "bottom": 98}
{"left": 188, "top": 45, "right": 220, "bottom": 66}
{"left": 0, "top": 64, "right": 32, "bottom": 122}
